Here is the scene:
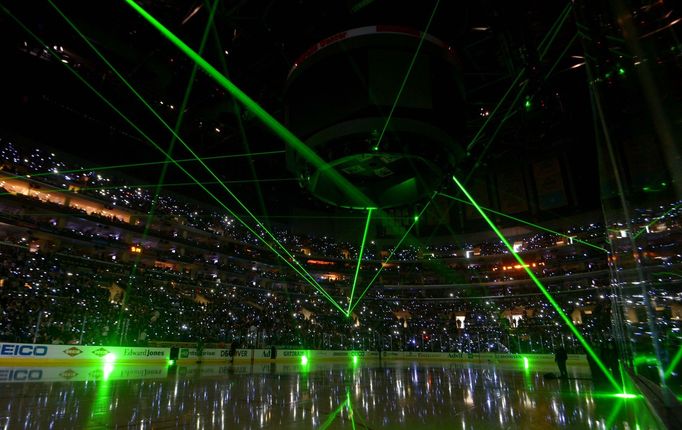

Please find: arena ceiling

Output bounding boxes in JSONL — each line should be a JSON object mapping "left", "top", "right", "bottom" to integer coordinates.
{"left": 0, "top": 0, "right": 601, "bottom": 236}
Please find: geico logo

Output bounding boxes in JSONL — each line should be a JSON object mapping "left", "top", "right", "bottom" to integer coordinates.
{"left": 0, "top": 369, "right": 43, "bottom": 381}
{"left": 0, "top": 344, "right": 48, "bottom": 356}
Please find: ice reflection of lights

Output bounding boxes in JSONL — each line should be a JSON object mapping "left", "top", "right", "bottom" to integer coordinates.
{"left": 464, "top": 389, "right": 474, "bottom": 406}
{"left": 0, "top": 363, "right": 653, "bottom": 428}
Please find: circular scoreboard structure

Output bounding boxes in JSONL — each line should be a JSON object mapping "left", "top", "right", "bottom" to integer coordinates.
{"left": 285, "top": 26, "right": 465, "bottom": 209}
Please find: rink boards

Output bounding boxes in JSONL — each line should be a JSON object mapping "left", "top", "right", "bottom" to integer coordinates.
{"left": 0, "top": 342, "right": 588, "bottom": 367}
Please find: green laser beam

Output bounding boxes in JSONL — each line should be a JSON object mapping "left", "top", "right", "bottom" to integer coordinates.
{"left": 466, "top": 2, "right": 572, "bottom": 154}
{"left": 109, "top": 0, "right": 219, "bottom": 335}
{"left": 604, "top": 399, "right": 625, "bottom": 430}
{"left": 348, "top": 198, "right": 434, "bottom": 315}
{"left": 205, "top": 0, "right": 271, "bottom": 230}
{"left": 348, "top": 208, "right": 373, "bottom": 314}
{"left": 537, "top": 2, "right": 572, "bottom": 57}
{"left": 2, "top": 9, "right": 345, "bottom": 314}
{"left": 664, "top": 345, "right": 682, "bottom": 379}
{"left": 126, "top": 0, "right": 460, "bottom": 316}
{"left": 466, "top": 69, "right": 526, "bottom": 152}
{"left": 652, "top": 272, "right": 682, "bottom": 279}
{"left": 451, "top": 174, "right": 621, "bottom": 392}
{"left": 373, "top": 0, "right": 440, "bottom": 151}
{"left": 318, "top": 400, "right": 347, "bottom": 430}
{"left": 347, "top": 391, "right": 357, "bottom": 430}
{"left": 0, "top": 150, "right": 285, "bottom": 183}
{"left": 125, "top": 0, "right": 375, "bottom": 210}
{"left": 538, "top": 2, "right": 573, "bottom": 60}
{"left": 541, "top": 33, "right": 579, "bottom": 85}
{"left": 633, "top": 202, "right": 682, "bottom": 239}
{"left": 438, "top": 192, "right": 608, "bottom": 253}
{"left": 58, "top": 2, "right": 328, "bottom": 298}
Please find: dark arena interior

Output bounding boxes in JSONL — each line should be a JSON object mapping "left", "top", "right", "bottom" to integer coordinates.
{"left": 0, "top": 0, "right": 681, "bottom": 429}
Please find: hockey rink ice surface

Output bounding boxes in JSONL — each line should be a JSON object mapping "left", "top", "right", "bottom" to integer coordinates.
{"left": 0, "top": 360, "right": 660, "bottom": 429}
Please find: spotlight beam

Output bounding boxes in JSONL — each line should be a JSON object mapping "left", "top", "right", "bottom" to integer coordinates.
{"left": 1, "top": 8, "right": 346, "bottom": 313}
{"left": 633, "top": 202, "right": 682, "bottom": 239}
{"left": 438, "top": 192, "right": 608, "bottom": 253}
{"left": 347, "top": 208, "right": 373, "bottom": 315}
{"left": 53, "top": 1, "right": 330, "bottom": 299}
{"left": 452, "top": 174, "right": 622, "bottom": 392}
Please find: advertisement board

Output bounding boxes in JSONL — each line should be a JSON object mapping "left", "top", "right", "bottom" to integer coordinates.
{"left": 0, "top": 343, "right": 589, "bottom": 367}
{"left": 0, "top": 343, "right": 169, "bottom": 363}
{"left": 0, "top": 365, "right": 168, "bottom": 383}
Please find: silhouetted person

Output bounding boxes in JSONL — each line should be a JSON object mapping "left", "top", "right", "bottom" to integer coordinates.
{"left": 555, "top": 346, "right": 568, "bottom": 378}
{"left": 229, "top": 340, "right": 238, "bottom": 364}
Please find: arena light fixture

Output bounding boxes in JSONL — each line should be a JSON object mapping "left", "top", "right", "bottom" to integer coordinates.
{"left": 2, "top": 8, "right": 346, "bottom": 314}
{"left": 452, "top": 174, "right": 622, "bottom": 392}
{"left": 633, "top": 202, "right": 682, "bottom": 239}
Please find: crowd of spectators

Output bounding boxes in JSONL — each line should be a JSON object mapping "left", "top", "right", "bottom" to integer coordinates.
{"left": 1, "top": 138, "right": 681, "bottom": 356}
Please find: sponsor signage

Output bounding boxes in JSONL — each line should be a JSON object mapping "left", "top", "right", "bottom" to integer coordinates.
{"left": 0, "top": 344, "right": 48, "bottom": 357}
{"left": 0, "top": 344, "right": 588, "bottom": 367}
{"left": 0, "top": 343, "right": 169, "bottom": 362}
{"left": 63, "top": 347, "right": 83, "bottom": 357}
{"left": 0, "top": 365, "right": 168, "bottom": 383}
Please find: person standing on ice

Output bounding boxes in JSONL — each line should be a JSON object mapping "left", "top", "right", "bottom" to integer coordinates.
{"left": 555, "top": 346, "right": 568, "bottom": 378}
